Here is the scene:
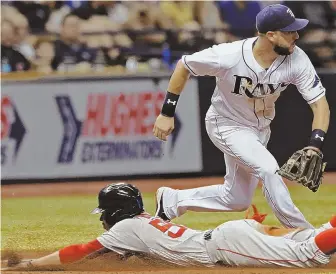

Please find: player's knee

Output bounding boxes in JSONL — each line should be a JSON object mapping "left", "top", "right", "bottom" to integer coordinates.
{"left": 219, "top": 186, "right": 251, "bottom": 211}
{"left": 219, "top": 191, "right": 250, "bottom": 211}
{"left": 236, "top": 204, "right": 250, "bottom": 211}
{"left": 257, "top": 163, "right": 279, "bottom": 181}
{"left": 232, "top": 204, "right": 250, "bottom": 212}
{"left": 229, "top": 200, "right": 250, "bottom": 211}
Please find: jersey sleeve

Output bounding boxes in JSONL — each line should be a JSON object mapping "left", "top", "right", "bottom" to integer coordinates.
{"left": 291, "top": 50, "right": 326, "bottom": 104}
{"left": 97, "top": 219, "right": 147, "bottom": 255}
{"left": 59, "top": 239, "right": 103, "bottom": 264}
{"left": 181, "top": 42, "right": 239, "bottom": 77}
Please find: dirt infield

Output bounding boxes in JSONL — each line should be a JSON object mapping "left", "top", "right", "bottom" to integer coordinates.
{"left": 2, "top": 172, "right": 335, "bottom": 198}
{"left": 2, "top": 253, "right": 336, "bottom": 274}
{"left": 2, "top": 173, "right": 336, "bottom": 273}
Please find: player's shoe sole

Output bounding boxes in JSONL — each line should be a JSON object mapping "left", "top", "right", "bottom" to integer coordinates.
{"left": 155, "top": 187, "right": 170, "bottom": 221}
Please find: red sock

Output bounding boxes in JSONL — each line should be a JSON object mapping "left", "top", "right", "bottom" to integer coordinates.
{"left": 329, "top": 216, "right": 336, "bottom": 228}
{"left": 315, "top": 228, "right": 336, "bottom": 255}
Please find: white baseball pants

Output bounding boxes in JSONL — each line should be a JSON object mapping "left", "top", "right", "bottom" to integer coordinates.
{"left": 205, "top": 219, "right": 330, "bottom": 267}
{"left": 163, "top": 106, "right": 313, "bottom": 228}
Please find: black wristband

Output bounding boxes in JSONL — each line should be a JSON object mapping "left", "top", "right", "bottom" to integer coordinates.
{"left": 161, "top": 91, "right": 180, "bottom": 117}
{"left": 309, "top": 129, "right": 326, "bottom": 150}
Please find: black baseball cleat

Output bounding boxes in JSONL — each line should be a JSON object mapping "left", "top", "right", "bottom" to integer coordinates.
{"left": 155, "top": 187, "right": 170, "bottom": 221}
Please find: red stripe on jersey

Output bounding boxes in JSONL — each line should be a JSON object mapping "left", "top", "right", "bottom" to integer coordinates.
{"left": 216, "top": 248, "right": 319, "bottom": 263}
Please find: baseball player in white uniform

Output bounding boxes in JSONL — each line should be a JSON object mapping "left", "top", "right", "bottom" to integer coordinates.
{"left": 153, "top": 4, "right": 330, "bottom": 229}
{"left": 4, "top": 183, "right": 336, "bottom": 270}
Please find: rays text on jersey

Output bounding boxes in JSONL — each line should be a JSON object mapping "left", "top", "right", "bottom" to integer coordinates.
{"left": 232, "top": 75, "right": 290, "bottom": 98}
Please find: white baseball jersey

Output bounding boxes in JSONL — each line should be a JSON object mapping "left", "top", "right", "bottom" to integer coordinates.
{"left": 97, "top": 214, "right": 331, "bottom": 268}
{"left": 181, "top": 37, "right": 326, "bottom": 129}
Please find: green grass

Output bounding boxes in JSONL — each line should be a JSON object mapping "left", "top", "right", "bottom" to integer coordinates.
{"left": 2, "top": 184, "right": 335, "bottom": 251}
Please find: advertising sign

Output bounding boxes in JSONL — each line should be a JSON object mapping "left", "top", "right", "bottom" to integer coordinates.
{"left": 2, "top": 78, "right": 202, "bottom": 179}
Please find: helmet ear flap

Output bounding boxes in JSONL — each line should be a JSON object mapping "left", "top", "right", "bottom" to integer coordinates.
{"left": 99, "top": 211, "right": 105, "bottom": 222}
{"left": 100, "top": 209, "right": 116, "bottom": 227}
{"left": 103, "top": 201, "right": 143, "bottom": 227}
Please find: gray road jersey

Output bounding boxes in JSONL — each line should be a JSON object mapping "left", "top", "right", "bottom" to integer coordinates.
{"left": 97, "top": 214, "right": 214, "bottom": 267}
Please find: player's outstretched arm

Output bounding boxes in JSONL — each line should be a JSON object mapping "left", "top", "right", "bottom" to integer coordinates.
{"left": 153, "top": 60, "right": 190, "bottom": 141}
{"left": 166, "top": 60, "right": 191, "bottom": 95}
{"left": 306, "top": 95, "right": 330, "bottom": 154}
{"left": 290, "top": 50, "right": 330, "bottom": 156}
{"left": 2, "top": 239, "right": 108, "bottom": 270}
{"left": 278, "top": 96, "right": 329, "bottom": 192}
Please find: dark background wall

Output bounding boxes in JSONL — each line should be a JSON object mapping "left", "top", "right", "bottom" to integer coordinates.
{"left": 199, "top": 72, "right": 336, "bottom": 175}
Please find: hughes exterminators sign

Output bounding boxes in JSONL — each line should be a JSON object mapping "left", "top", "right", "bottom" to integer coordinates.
{"left": 1, "top": 78, "right": 202, "bottom": 179}
{"left": 55, "top": 91, "right": 181, "bottom": 164}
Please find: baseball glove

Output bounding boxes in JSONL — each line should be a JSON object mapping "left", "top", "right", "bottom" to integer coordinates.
{"left": 277, "top": 148, "right": 327, "bottom": 192}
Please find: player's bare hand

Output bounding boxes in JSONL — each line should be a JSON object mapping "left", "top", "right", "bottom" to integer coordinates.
{"left": 2, "top": 259, "right": 34, "bottom": 271}
{"left": 153, "top": 114, "right": 174, "bottom": 141}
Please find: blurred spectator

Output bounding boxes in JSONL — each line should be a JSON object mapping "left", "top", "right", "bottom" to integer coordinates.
{"left": 64, "top": 0, "right": 88, "bottom": 9}
{"left": 160, "top": 1, "right": 198, "bottom": 29}
{"left": 71, "top": 0, "right": 109, "bottom": 20}
{"left": 217, "top": 0, "right": 261, "bottom": 39}
{"left": 86, "top": 34, "right": 127, "bottom": 70}
{"left": 71, "top": 1, "right": 133, "bottom": 52}
{"left": 71, "top": 1, "right": 129, "bottom": 25}
{"left": 102, "top": 47, "right": 127, "bottom": 68}
{"left": 285, "top": 1, "right": 335, "bottom": 31}
{"left": 285, "top": 1, "right": 336, "bottom": 68}
{"left": 1, "top": 20, "right": 31, "bottom": 72}
{"left": 2, "top": 0, "right": 334, "bottom": 72}
{"left": 195, "top": 1, "right": 227, "bottom": 29}
{"left": 331, "top": 0, "right": 336, "bottom": 13}
{"left": 71, "top": 1, "right": 121, "bottom": 32}
{"left": 125, "top": 3, "right": 172, "bottom": 48}
{"left": 11, "top": 1, "right": 57, "bottom": 33}
{"left": 106, "top": 1, "right": 130, "bottom": 26}
{"left": 12, "top": 13, "right": 35, "bottom": 60}
{"left": 51, "top": 14, "right": 95, "bottom": 72}
{"left": 169, "top": 21, "right": 204, "bottom": 58}
{"left": 1, "top": 3, "right": 20, "bottom": 20}
{"left": 194, "top": 1, "right": 230, "bottom": 44}
{"left": 32, "top": 38, "right": 55, "bottom": 73}
{"left": 46, "top": 3, "right": 72, "bottom": 33}
{"left": 1, "top": 4, "right": 35, "bottom": 60}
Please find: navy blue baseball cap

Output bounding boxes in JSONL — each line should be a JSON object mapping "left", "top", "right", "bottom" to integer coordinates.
{"left": 256, "top": 4, "right": 309, "bottom": 33}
